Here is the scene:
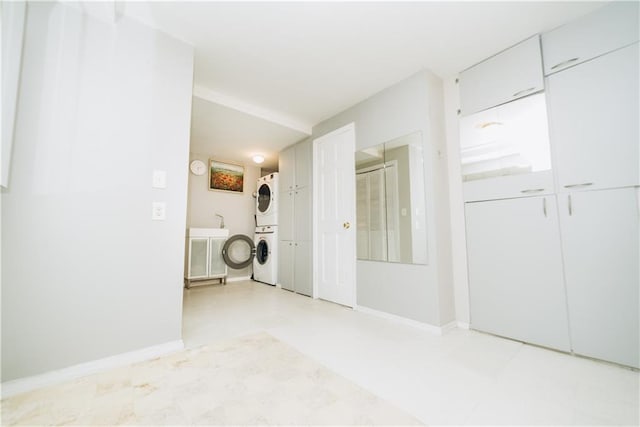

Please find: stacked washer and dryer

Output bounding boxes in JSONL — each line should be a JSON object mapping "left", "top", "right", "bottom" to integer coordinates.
{"left": 253, "top": 173, "right": 279, "bottom": 285}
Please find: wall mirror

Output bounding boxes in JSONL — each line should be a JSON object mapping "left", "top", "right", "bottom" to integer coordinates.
{"left": 355, "top": 131, "right": 427, "bottom": 265}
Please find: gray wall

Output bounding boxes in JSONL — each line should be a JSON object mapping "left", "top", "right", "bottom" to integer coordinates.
{"left": 1, "top": 3, "right": 194, "bottom": 381}
{"left": 312, "top": 70, "right": 454, "bottom": 326}
{"left": 186, "top": 154, "right": 260, "bottom": 279}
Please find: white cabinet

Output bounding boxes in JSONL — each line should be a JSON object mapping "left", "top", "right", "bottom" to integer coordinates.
{"left": 278, "top": 240, "right": 312, "bottom": 296}
{"left": 184, "top": 230, "right": 229, "bottom": 287}
{"left": 465, "top": 196, "right": 571, "bottom": 351}
{"left": 294, "top": 140, "right": 311, "bottom": 188}
{"left": 280, "top": 140, "right": 311, "bottom": 191}
{"left": 279, "top": 145, "right": 295, "bottom": 191}
{"left": 546, "top": 43, "right": 639, "bottom": 191}
{"left": 541, "top": 2, "right": 639, "bottom": 75}
{"left": 278, "top": 138, "right": 313, "bottom": 296}
{"left": 459, "top": 36, "right": 544, "bottom": 115}
{"left": 557, "top": 188, "right": 639, "bottom": 368}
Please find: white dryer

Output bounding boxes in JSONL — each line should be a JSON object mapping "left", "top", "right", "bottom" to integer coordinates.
{"left": 253, "top": 225, "right": 278, "bottom": 285}
{"left": 256, "top": 173, "right": 278, "bottom": 226}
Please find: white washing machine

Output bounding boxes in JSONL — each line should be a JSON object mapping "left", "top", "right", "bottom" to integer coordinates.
{"left": 256, "top": 173, "right": 278, "bottom": 226}
{"left": 253, "top": 225, "right": 278, "bottom": 285}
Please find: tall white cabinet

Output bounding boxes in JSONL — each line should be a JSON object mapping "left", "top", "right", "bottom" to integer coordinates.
{"left": 461, "top": 2, "right": 639, "bottom": 368}
{"left": 278, "top": 139, "right": 313, "bottom": 297}
{"left": 557, "top": 188, "right": 639, "bottom": 367}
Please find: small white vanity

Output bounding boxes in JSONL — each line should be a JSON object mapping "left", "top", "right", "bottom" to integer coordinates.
{"left": 184, "top": 228, "right": 229, "bottom": 288}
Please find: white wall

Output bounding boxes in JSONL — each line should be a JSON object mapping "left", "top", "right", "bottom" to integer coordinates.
{"left": 186, "top": 154, "right": 260, "bottom": 279}
{"left": 443, "top": 76, "right": 470, "bottom": 325}
{"left": 1, "top": 1, "right": 27, "bottom": 188}
{"left": 1, "top": 2, "right": 194, "bottom": 381}
{"left": 313, "top": 70, "right": 455, "bottom": 327}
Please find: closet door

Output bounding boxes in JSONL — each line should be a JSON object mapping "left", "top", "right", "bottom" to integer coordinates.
{"left": 466, "top": 196, "right": 571, "bottom": 351}
{"left": 558, "top": 188, "right": 639, "bottom": 368}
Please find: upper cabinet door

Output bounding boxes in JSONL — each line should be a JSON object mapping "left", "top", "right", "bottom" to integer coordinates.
{"left": 279, "top": 145, "right": 295, "bottom": 191}
{"left": 459, "top": 36, "right": 544, "bottom": 116}
{"left": 294, "top": 139, "right": 312, "bottom": 188}
{"left": 541, "top": 2, "right": 639, "bottom": 75}
{"left": 546, "top": 43, "right": 639, "bottom": 192}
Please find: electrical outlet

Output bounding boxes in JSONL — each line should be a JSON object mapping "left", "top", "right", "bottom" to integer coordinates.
{"left": 152, "top": 202, "right": 166, "bottom": 220}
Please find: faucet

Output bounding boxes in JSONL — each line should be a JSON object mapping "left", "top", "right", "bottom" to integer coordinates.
{"left": 215, "top": 213, "right": 225, "bottom": 229}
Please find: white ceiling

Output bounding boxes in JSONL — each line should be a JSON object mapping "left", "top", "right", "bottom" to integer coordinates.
{"left": 123, "top": 1, "right": 607, "bottom": 169}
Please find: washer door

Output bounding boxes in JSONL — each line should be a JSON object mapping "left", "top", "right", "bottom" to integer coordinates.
{"left": 257, "top": 183, "right": 272, "bottom": 214}
{"left": 255, "top": 239, "right": 269, "bottom": 265}
{"left": 222, "top": 234, "right": 255, "bottom": 269}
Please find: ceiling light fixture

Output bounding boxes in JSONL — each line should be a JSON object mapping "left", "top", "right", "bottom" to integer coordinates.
{"left": 252, "top": 154, "right": 265, "bottom": 164}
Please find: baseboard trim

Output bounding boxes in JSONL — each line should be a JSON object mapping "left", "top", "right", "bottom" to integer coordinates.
{"left": 354, "top": 305, "right": 447, "bottom": 335}
{"left": 441, "top": 320, "right": 459, "bottom": 333}
{"left": 457, "top": 321, "right": 470, "bottom": 330}
{"left": 1, "top": 340, "right": 184, "bottom": 399}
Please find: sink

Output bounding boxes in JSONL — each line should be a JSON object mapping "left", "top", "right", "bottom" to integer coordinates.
{"left": 187, "top": 228, "right": 230, "bottom": 238}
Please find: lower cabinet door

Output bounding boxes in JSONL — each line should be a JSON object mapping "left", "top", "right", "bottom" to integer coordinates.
{"left": 558, "top": 188, "right": 639, "bottom": 368}
{"left": 208, "top": 237, "right": 227, "bottom": 277}
{"left": 278, "top": 241, "right": 294, "bottom": 291}
{"left": 188, "top": 238, "right": 209, "bottom": 279}
{"left": 465, "top": 196, "right": 571, "bottom": 351}
{"left": 294, "top": 241, "right": 312, "bottom": 297}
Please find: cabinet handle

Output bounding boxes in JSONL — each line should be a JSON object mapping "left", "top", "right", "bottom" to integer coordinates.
{"left": 521, "top": 188, "right": 545, "bottom": 194}
{"left": 564, "top": 182, "right": 593, "bottom": 189}
{"left": 512, "top": 87, "right": 537, "bottom": 98}
{"left": 543, "top": 198, "right": 547, "bottom": 217}
{"left": 551, "top": 57, "right": 579, "bottom": 71}
{"left": 568, "top": 195, "right": 573, "bottom": 216}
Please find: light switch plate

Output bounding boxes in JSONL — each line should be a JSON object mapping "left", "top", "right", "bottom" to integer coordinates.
{"left": 152, "top": 170, "right": 167, "bottom": 189}
{"left": 152, "top": 202, "right": 166, "bottom": 220}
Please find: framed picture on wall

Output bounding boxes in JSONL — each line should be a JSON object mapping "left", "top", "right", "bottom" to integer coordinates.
{"left": 209, "top": 159, "right": 244, "bottom": 193}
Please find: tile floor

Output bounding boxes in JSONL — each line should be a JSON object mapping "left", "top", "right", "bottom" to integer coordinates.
{"left": 183, "top": 280, "right": 639, "bottom": 425}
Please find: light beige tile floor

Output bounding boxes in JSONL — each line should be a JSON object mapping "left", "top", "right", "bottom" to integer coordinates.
{"left": 183, "top": 280, "right": 640, "bottom": 425}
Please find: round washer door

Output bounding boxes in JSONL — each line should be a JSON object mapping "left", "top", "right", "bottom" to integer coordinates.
{"left": 255, "top": 239, "right": 269, "bottom": 265}
{"left": 257, "top": 183, "right": 272, "bottom": 214}
{"left": 222, "top": 234, "right": 255, "bottom": 269}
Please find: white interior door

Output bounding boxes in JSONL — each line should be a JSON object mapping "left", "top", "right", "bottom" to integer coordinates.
{"left": 314, "top": 123, "right": 356, "bottom": 307}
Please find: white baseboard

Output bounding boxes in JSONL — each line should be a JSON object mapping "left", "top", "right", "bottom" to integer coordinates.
{"left": 441, "top": 320, "right": 459, "bottom": 333}
{"left": 457, "top": 321, "right": 470, "bottom": 330}
{"left": 227, "top": 275, "right": 251, "bottom": 283}
{"left": 354, "top": 305, "right": 447, "bottom": 335}
{"left": 1, "top": 340, "right": 184, "bottom": 399}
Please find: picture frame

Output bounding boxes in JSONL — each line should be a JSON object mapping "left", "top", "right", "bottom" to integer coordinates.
{"left": 209, "top": 159, "right": 244, "bottom": 193}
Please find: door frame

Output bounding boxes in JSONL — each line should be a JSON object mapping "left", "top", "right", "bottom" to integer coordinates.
{"left": 312, "top": 122, "right": 356, "bottom": 305}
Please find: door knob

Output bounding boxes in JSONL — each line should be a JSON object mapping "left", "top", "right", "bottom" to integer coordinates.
{"left": 343, "top": 222, "right": 350, "bottom": 229}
